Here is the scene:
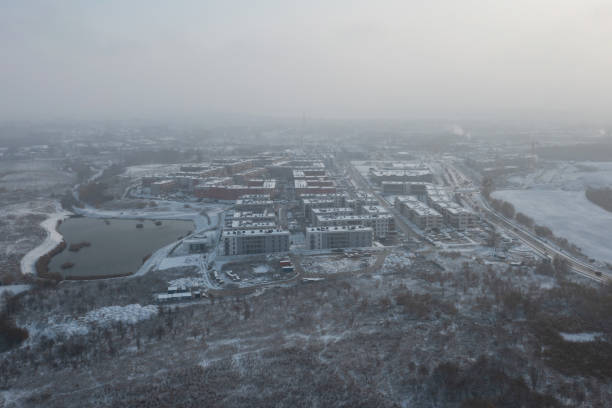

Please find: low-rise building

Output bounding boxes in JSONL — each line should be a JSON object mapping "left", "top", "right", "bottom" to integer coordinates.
{"left": 310, "top": 207, "right": 354, "bottom": 225}
{"left": 195, "top": 180, "right": 278, "bottom": 200}
{"left": 370, "top": 169, "right": 433, "bottom": 184}
{"left": 306, "top": 226, "right": 373, "bottom": 250}
{"left": 381, "top": 182, "right": 429, "bottom": 200}
{"left": 220, "top": 229, "right": 290, "bottom": 256}
{"left": 235, "top": 198, "right": 274, "bottom": 212}
{"left": 314, "top": 214, "right": 394, "bottom": 238}
{"left": 150, "top": 180, "right": 177, "bottom": 195}
{"left": 294, "top": 179, "right": 337, "bottom": 197}
{"left": 395, "top": 196, "right": 443, "bottom": 230}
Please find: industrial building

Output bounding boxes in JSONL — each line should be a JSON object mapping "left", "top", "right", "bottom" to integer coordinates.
{"left": 305, "top": 226, "right": 373, "bottom": 250}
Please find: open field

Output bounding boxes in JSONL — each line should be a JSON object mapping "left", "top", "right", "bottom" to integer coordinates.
{"left": 0, "top": 160, "right": 75, "bottom": 193}
{"left": 507, "top": 161, "right": 612, "bottom": 191}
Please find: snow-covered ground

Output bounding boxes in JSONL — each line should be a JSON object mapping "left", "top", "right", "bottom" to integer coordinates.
{"left": 19, "top": 201, "right": 71, "bottom": 275}
{"left": 560, "top": 332, "right": 603, "bottom": 343}
{"left": 168, "top": 276, "right": 208, "bottom": 289}
{"left": 0, "top": 160, "right": 74, "bottom": 192}
{"left": 82, "top": 304, "right": 158, "bottom": 325}
{"left": 28, "top": 304, "right": 159, "bottom": 341}
{"left": 301, "top": 255, "right": 375, "bottom": 275}
{"left": 493, "top": 189, "right": 612, "bottom": 264}
{"left": 382, "top": 251, "right": 413, "bottom": 271}
{"left": 123, "top": 164, "right": 183, "bottom": 178}
{"left": 253, "top": 264, "right": 270, "bottom": 274}
{"left": 73, "top": 200, "right": 225, "bottom": 231}
{"left": 508, "top": 162, "right": 612, "bottom": 191}
{"left": 158, "top": 255, "right": 201, "bottom": 271}
{"left": 0, "top": 284, "right": 31, "bottom": 297}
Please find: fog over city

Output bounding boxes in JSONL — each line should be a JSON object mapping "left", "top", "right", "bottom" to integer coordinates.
{"left": 2, "top": 0, "right": 612, "bottom": 121}
{"left": 2, "top": 2, "right": 612, "bottom": 408}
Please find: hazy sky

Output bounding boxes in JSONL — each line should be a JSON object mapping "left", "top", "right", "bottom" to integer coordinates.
{"left": 1, "top": 1, "right": 611, "bottom": 121}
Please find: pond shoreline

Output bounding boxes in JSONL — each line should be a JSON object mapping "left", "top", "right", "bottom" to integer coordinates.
{"left": 20, "top": 202, "right": 71, "bottom": 276}
{"left": 52, "top": 217, "right": 193, "bottom": 280}
{"left": 26, "top": 215, "right": 193, "bottom": 281}
{"left": 22, "top": 199, "right": 223, "bottom": 281}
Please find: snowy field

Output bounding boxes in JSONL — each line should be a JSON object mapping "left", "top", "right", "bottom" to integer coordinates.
{"left": 158, "top": 255, "right": 201, "bottom": 271}
{"left": 0, "top": 160, "right": 75, "bottom": 192}
{"left": 507, "top": 161, "right": 612, "bottom": 191}
{"left": 123, "top": 164, "right": 183, "bottom": 178}
{"left": 301, "top": 255, "right": 375, "bottom": 275}
{"left": 382, "top": 251, "right": 413, "bottom": 271}
{"left": 493, "top": 189, "right": 612, "bottom": 264}
{"left": 560, "top": 332, "right": 603, "bottom": 343}
{"left": 28, "top": 304, "right": 158, "bottom": 340}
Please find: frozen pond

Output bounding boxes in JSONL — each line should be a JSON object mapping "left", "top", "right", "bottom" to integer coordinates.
{"left": 49, "top": 217, "right": 193, "bottom": 278}
{"left": 493, "top": 189, "right": 612, "bottom": 264}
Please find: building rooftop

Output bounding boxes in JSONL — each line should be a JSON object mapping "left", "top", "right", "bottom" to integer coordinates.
{"left": 306, "top": 225, "right": 373, "bottom": 233}
{"left": 222, "top": 228, "right": 289, "bottom": 237}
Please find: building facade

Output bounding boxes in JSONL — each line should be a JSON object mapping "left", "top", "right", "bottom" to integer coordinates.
{"left": 220, "top": 229, "right": 290, "bottom": 256}
{"left": 306, "top": 226, "right": 373, "bottom": 250}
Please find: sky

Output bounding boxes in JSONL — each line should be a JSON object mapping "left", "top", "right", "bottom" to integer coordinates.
{"left": 1, "top": 0, "right": 612, "bottom": 121}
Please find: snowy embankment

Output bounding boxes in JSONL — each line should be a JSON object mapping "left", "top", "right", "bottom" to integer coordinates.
{"left": 19, "top": 202, "right": 71, "bottom": 275}
{"left": 493, "top": 189, "right": 612, "bottom": 265}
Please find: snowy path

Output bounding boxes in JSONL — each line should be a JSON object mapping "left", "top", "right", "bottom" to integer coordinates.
{"left": 19, "top": 201, "right": 71, "bottom": 275}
